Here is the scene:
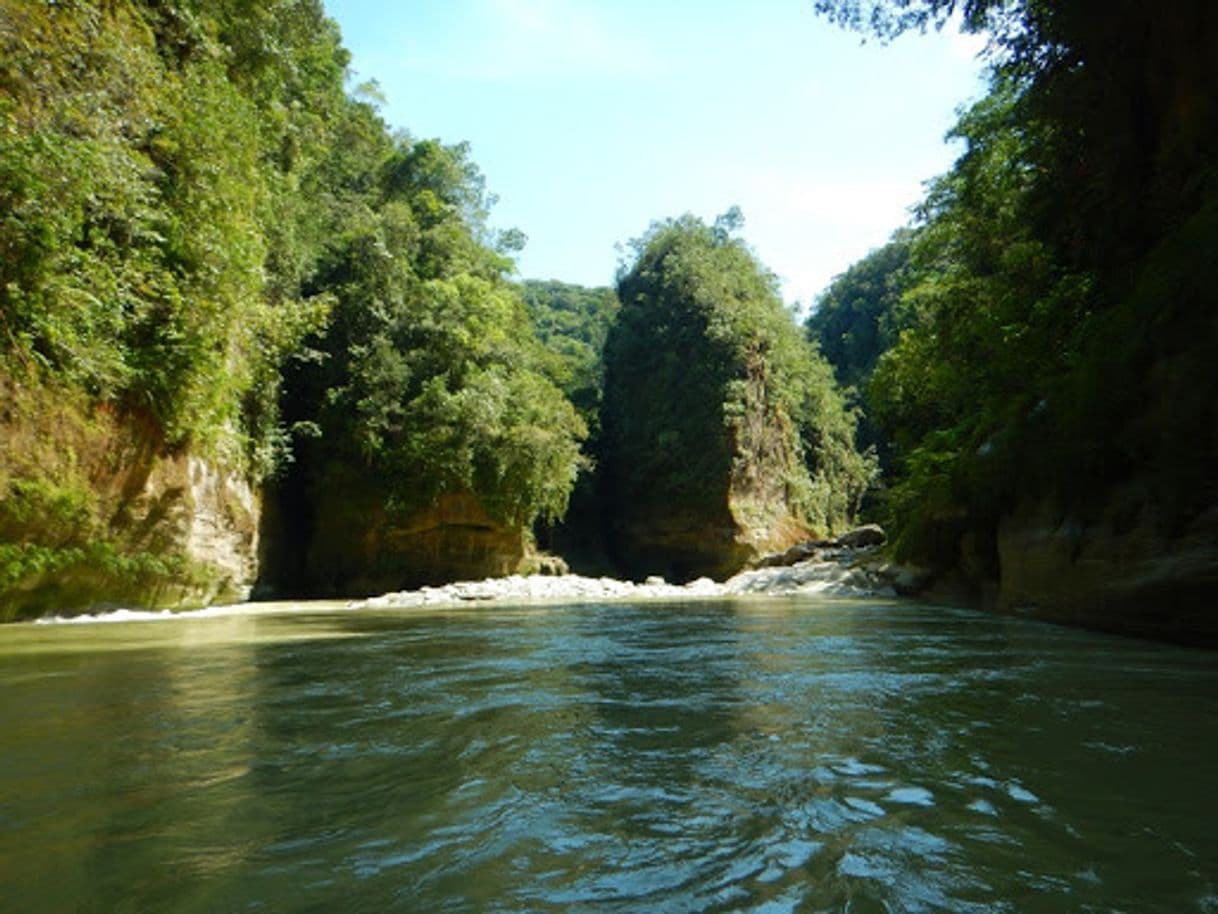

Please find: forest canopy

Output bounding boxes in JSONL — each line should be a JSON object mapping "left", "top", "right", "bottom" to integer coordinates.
{"left": 808, "top": 0, "right": 1218, "bottom": 564}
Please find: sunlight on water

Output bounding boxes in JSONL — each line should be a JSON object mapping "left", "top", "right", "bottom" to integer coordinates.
{"left": 1, "top": 598, "right": 1216, "bottom": 912}
{"left": 12, "top": 602, "right": 363, "bottom": 656}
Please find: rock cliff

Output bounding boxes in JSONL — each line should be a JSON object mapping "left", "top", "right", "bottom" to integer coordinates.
{"left": 0, "top": 374, "right": 259, "bottom": 620}
{"left": 606, "top": 412, "right": 816, "bottom": 582}
{"left": 903, "top": 483, "right": 1218, "bottom": 646}
{"left": 992, "top": 492, "right": 1218, "bottom": 645}
{"left": 261, "top": 460, "right": 541, "bottom": 598}
{"left": 600, "top": 215, "right": 870, "bottom": 583}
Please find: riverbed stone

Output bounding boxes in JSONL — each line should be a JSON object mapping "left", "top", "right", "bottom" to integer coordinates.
{"left": 837, "top": 524, "right": 887, "bottom": 549}
{"left": 351, "top": 546, "right": 898, "bottom": 612}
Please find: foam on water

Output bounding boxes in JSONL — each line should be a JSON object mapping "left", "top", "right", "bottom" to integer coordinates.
{"left": 33, "top": 601, "right": 341, "bottom": 625}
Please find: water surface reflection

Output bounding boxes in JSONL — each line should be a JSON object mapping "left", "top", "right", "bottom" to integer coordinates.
{"left": 1, "top": 598, "right": 1216, "bottom": 912}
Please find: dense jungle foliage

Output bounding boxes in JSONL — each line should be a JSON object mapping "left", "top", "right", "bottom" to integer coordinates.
{"left": 519, "top": 279, "right": 619, "bottom": 440}
{"left": 0, "top": 0, "right": 585, "bottom": 550}
{"left": 513, "top": 280, "right": 621, "bottom": 573}
{"left": 603, "top": 213, "right": 874, "bottom": 538}
{"left": 0, "top": 0, "right": 343, "bottom": 469}
{"left": 276, "top": 132, "right": 586, "bottom": 533}
{"left": 805, "top": 230, "right": 914, "bottom": 395}
{"left": 10, "top": 0, "right": 1208, "bottom": 606}
{"left": 811, "top": 0, "right": 1218, "bottom": 567}
{"left": 0, "top": 0, "right": 349, "bottom": 606}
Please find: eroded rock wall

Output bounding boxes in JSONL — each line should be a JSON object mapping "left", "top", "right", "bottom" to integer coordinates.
{"left": 607, "top": 359, "right": 814, "bottom": 582}
{"left": 0, "top": 374, "right": 258, "bottom": 619}
{"left": 993, "top": 492, "right": 1218, "bottom": 645}
{"left": 284, "top": 472, "right": 532, "bottom": 596}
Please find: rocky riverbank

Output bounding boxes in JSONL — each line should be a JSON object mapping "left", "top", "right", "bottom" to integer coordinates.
{"left": 32, "top": 539, "right": 921, "bottom": 625}
{"left": 353, "top": 541, "right": 907, "bottom": 610}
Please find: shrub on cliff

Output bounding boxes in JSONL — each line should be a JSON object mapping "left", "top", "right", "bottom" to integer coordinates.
{"left": 0, "top": 0, "right": 348, "bottom": 471}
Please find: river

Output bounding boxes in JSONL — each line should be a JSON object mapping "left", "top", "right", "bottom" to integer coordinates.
{"left": 1, "top": 597, "right": 1215, "bottom": 912}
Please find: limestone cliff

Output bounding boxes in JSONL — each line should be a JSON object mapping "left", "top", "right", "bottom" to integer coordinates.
{"left": 991, "top": 491, "right": 1218, "bottom": 645}
{"left": 606, "top": 364, "right": 815, "bottom": 582}
{"left": 0, "top": 374, "right": 259, "bottom": 621}
{"left": 260, "top": 460, "right": 539, "bottom": 597}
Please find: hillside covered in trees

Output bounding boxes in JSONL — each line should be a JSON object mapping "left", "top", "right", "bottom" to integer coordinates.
{"left": 0, "top": 0, "right": 589, "bottom": 612}
{"left": 1, "top": 0, "right": 1214, "bottom": 642}
{"left": 808, "top": 0, "right": 1218, "bottom": 640}
{"left": 0, "top": 0, "right": 872, "bottom": 616}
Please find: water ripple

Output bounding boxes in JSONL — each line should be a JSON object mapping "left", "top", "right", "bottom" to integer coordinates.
{"left": 2, "top": 598, "right": 1217, "bottom": 912}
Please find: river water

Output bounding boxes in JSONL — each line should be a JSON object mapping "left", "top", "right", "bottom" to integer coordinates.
{"left": 1, "top": 597, "right": 1215, "bottom": 913}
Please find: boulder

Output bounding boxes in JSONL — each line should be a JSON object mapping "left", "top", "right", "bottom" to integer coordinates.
{"left": 753, "top": 540, "right": 824, "bottom": 568}
{"left": 837, "top": 524, "right": 887, "bottom": 549}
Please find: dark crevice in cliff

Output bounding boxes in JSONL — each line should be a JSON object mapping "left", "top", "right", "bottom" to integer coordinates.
{"left": 254, "top": 458, "right": 317, "bottom": 600}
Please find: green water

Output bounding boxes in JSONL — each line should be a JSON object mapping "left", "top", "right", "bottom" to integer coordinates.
{"left": 1, "top": 598, "right": 1215, "bottom": 913}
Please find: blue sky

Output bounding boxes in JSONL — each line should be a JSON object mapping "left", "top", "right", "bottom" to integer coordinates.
{"left": 323, "top": 0, "right": 988, "bottom": 310}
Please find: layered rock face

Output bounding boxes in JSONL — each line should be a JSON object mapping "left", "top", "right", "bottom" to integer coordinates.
{"left": 2, "top": 372, "right": 547, "bottom": 615}
{"left": 300, "top": 486, "right": 532, "bottom": 596}
{"left": 116, "top": 453, "right": 259, "bottom": 602}
{"left": 904, "top": 480, "right": 1218, "bottom": 646}
{"left": 0, "top": 376, "right": 258, "bottom": 620}
{"left": 993, "top": 492, "right": 1218, "bottom": 645}
{"left": 605, "top": 370, "right": 814, "bottom": 582}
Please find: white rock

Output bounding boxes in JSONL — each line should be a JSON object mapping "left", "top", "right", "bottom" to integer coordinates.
{"left": 347, "top": 552, "right": 900, "bottom": 611}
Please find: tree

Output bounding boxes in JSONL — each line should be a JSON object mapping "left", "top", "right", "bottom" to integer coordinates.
{"left": 816, "top": 0, "right": 1218, "bottom": 565}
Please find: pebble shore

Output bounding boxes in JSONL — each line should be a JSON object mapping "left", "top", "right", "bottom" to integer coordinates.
{"left": 353, "top": 549, "right": 898, "bottom": 610}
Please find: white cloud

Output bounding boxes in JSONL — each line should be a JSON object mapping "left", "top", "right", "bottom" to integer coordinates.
{"left": 944, "top": 24, "right": 988, "bottom": 63}
{"left": 726, "top": 169, "right": 925, "bottom": 310}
